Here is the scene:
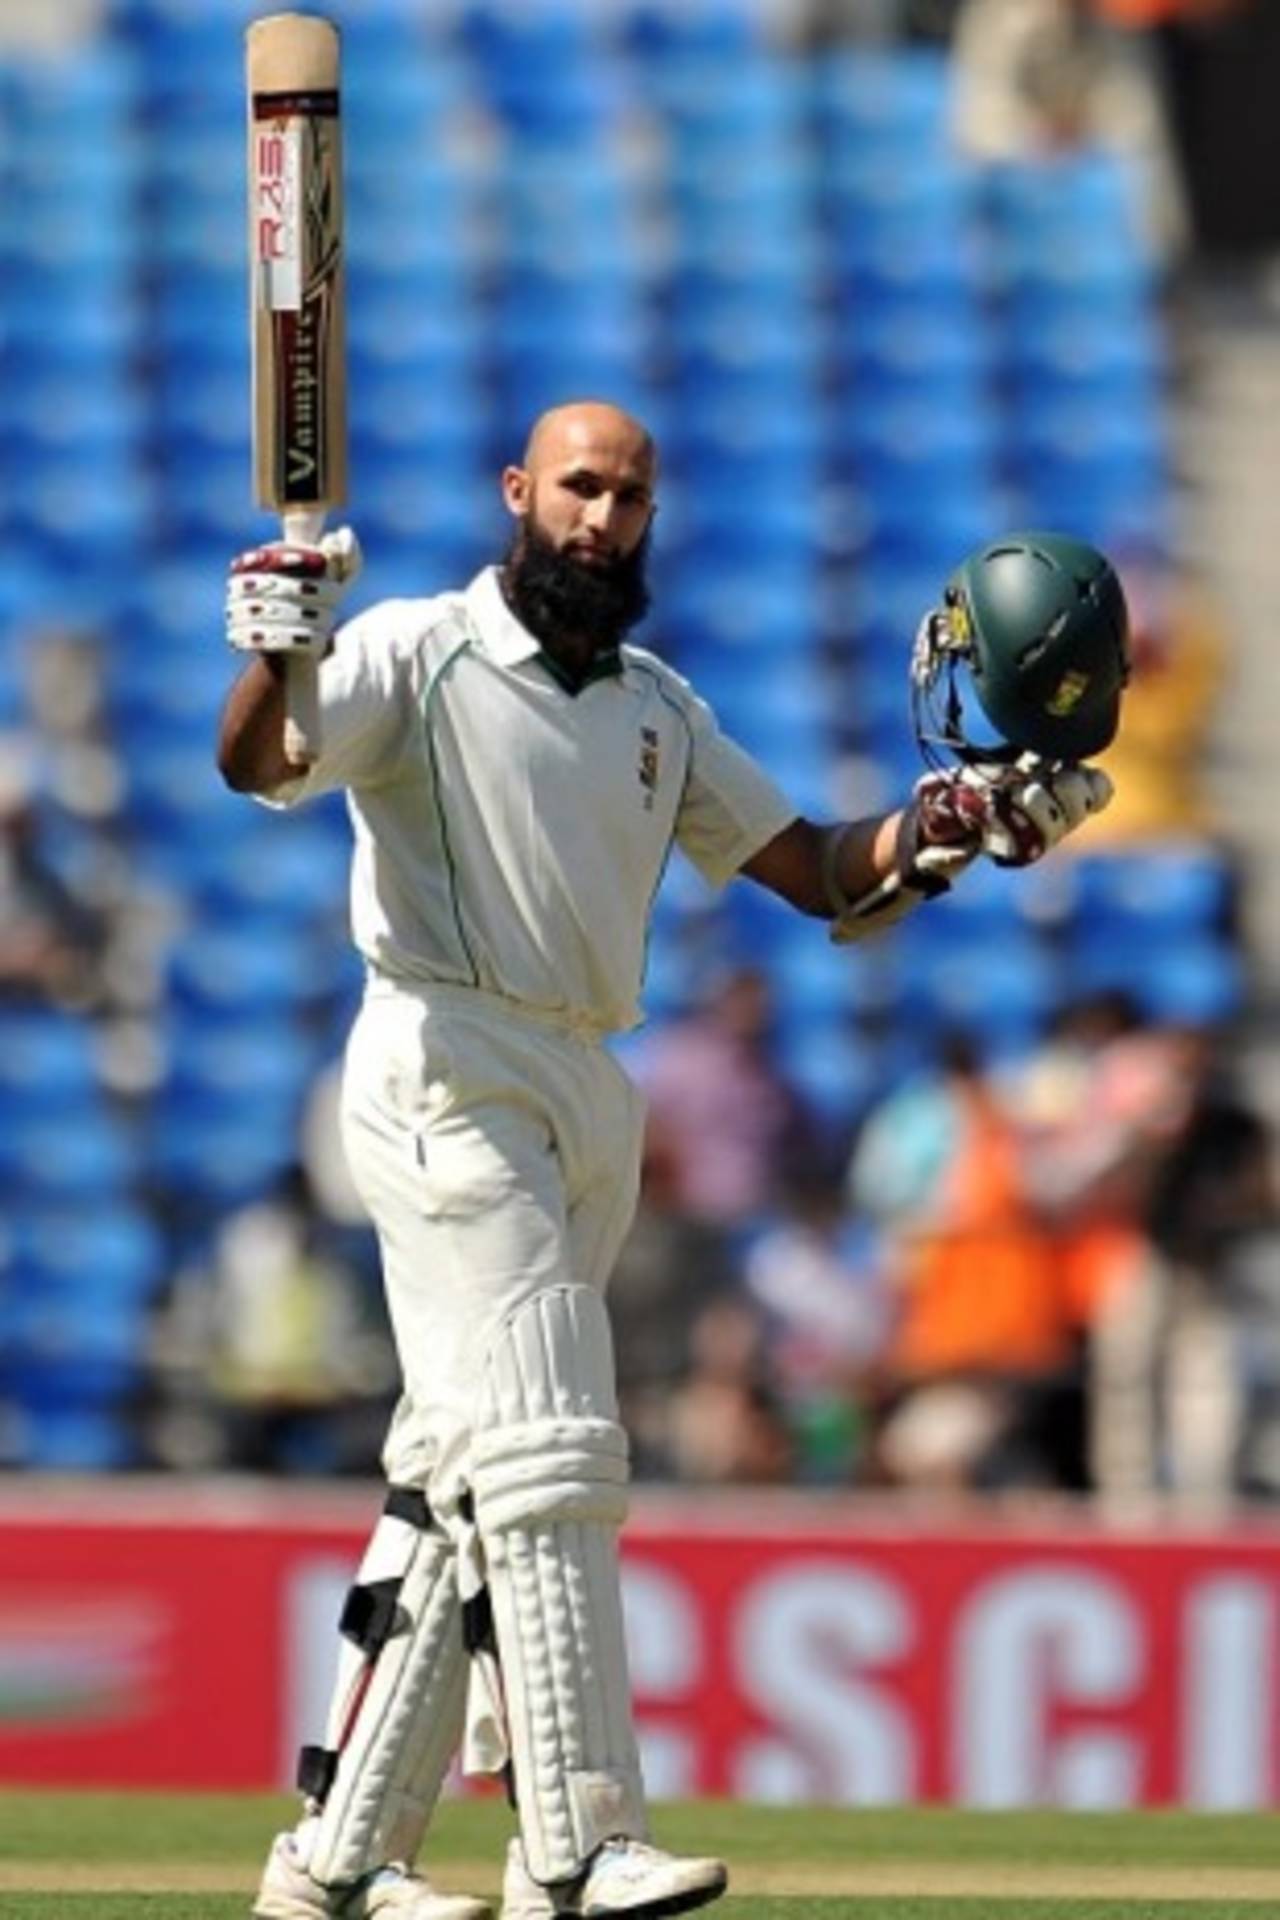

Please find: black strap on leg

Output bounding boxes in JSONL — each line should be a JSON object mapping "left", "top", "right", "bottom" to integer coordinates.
{"left": 297, "top": 1743, "right": 338, "bottom": 1802}
{"left": 339, "top": 1576, "right": 407, "bottom": 1653}
{"left": 384, "top": 1484, "right": 433, "bottom": 1530}
{"left": 295, "top": 1485, "right": 436, "bottom": 1811}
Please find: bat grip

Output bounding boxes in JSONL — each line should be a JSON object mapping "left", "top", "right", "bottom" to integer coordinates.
{"left": 281, "top": 506, "right": 325, "bottom": 765}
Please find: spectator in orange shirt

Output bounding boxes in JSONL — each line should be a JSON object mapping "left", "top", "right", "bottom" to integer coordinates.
{"left": 849, "top": 1038, "right": 1079, "bottom": 1491}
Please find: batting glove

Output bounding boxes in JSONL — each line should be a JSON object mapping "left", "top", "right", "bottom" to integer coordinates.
{"left": 226, "top": 526, "right": 362, "bottom": 657}
{"left": 910, "top": 768, "right": 991, "bottom": 886}
{"left": 960, "top": 756, "right": 1113, "bottom": 867}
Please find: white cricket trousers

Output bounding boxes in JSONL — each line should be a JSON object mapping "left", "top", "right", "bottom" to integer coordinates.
{"left": 340, "top": 978, "right": 646, "bottom": 1505}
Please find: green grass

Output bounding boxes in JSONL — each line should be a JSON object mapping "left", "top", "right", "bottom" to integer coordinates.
{"left": 0, "top": 1903, "right": 1273, "bottom": 1920}
{"left": 6, "top": 1794, "right": 1280, "bottom": 1867}
{"left": 2, "top": 1792, "right": 1278, "bottom": 1918}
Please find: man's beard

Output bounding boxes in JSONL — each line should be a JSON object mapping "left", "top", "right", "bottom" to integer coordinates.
{"left": 501, "top": 518, "right": 651, "bottom": 657}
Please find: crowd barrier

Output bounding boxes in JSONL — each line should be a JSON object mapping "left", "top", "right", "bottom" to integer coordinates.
{"left": 3, "top": 1482, "right": 1278, "bottom": 1807}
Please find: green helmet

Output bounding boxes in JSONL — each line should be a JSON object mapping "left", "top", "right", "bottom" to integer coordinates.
{"left": 914, "top": 531, "right": 1131, "bottom": 764}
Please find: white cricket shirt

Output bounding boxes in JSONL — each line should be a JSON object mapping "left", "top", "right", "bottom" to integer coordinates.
{"left": 264, "top": 566, "right": 797, "bottom": 1032}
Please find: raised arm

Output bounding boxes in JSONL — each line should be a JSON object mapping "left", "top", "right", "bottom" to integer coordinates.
{"left": 740, "top": 778, "right": 985, "bottom": 939}
{"left": 218, "top": 655, "right": 301, "bottom": 794}
{"left": 217, "top": 525, "right": 362, "bottom": 795}
{"left": 742, "top": 762, "right": 1111, "bottom": 942}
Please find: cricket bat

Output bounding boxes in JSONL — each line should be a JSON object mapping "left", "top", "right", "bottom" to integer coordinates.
{"left": 246, "top": 11, "right": 347, "bottom": 764}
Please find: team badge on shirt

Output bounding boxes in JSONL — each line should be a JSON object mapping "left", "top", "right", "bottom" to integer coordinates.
{"left": 638, "top": 727, "right": 660, "bottom": 809}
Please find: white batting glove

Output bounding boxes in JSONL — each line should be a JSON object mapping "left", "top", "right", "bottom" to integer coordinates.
{"left": 960, "top": 756, "right": 1113, "bottom": 867}
{"left": 910, "top": 768, "right": 991, "bottom": 887}
{"left": 225, "top": 526, "right": 362, "bottom": 657}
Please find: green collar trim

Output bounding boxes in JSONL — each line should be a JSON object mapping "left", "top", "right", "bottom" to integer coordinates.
{"left": 536, "top": 647, "right": 623, "bottom": 697}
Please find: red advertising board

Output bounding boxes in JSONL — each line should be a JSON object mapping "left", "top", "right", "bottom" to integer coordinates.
{"left": 2, "top": 1482, "right": 1279, "bottom": 1807}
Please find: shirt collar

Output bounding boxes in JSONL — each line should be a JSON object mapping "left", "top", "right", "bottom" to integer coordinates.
{"left": 465, "top": 566, "right": 541, "bottom": 669}
{"left": 465, "top": 565, "right": 626, "bottom": 694}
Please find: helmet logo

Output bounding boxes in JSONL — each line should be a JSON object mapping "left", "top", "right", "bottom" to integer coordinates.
{"left": 1046, "top": 668, "right": 1090, "bottom": 716}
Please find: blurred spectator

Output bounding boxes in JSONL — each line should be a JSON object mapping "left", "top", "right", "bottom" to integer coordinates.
{"left": 1010, "top": 992, "right": 1213, "bottom": 1496}
{"left": 21, "top": 627, "right": 175, "bottom": 1091}
{"left": 149, "top": 1166, "right": 396, "bottom": 1475}
{"left": 608, "top": 1130, "right": 736, "bottom": 1479}
{"left": 1146, "top": 1057, "right": 1280, "bottom": 1500}
{"left": 632, "top": 964, "right": 823, "bottom": 1235}
{"left": 23, "top": 623, "right": 123, "bottom": 828}
{"left": 0, "top": 734, "right": 108, "bottom": 1010}
{"left": 743, "top": 1161, "right": 895, "bottom": 1482}
{"left": 951, "top": 0, "right": 1186, "bottom": 259}
{"left": 850, "top": 1036, "right": 1080, "bottom": 1491}
{"left": 1079, "top": 547, "right": 1228, "bottom": 847}
{"left": 664, "top": 1293, "right": 794, "bottom": 1485}
{"left": 1150, "top": 0, "right": 1280, "bottom": 265}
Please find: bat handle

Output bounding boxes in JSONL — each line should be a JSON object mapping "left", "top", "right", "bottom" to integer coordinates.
{"left": 281, "top": 506, "right": 325, "bottom": 766}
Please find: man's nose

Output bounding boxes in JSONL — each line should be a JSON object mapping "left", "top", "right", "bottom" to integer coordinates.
{"left": 582, "top": 492, "right": 618, "bottom": 532}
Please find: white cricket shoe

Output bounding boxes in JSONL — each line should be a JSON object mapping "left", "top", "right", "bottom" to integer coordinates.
{"left": 500, "top": 1837, "right": 728, "bottom": 1920}
{"left": 253, "top": 1832, "right": 493, "bottom": 1920}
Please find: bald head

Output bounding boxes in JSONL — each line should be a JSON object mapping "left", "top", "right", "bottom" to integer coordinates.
{"left": 521, "top": 400, "right": 657, "bottom": 482}
{"left": 502, "top": 398, "right": 658, "bottom": 571}
{"left": 499, "top": 399, "right": 656, "bottom": 661}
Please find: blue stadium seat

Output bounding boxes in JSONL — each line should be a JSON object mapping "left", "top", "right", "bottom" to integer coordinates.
{"left": 4, "top": 282, "right": 140, "bottom": 364}
{"left": 153, "top": 1029, "right": 317, "bottom": 1150}
{"left": 812, "top": 48, "right": 952, "bottom": 159}
{"left": 13, "top": 1205, "right": 165, "bottom": 1304}
{"left": 985, "top": 151, "right": 1147, "bottom": 249}
{"left": 3, "top": 372, "right": 143, "bottom": 462}
{"left": 145, "top": 1096, "right": 299, "bottom": 1208}
{"left": 774, "top": 1016, "right": 883, "bottom": 1133}
{"left": 896, "top": 921, "right": 1062, "bottom": 1060}
{"left": 461, "top": 0, "right": 602, "bottom": 62}
{"left": 836, "top": 299, "right": 989, "bottom": 395}
{"left": 645, "top": 55, "right": 806, "bottom": 136}
{"left": 12, "top": 464, "right": 152, "bottom": 571}
{"left": 1069, "top": 927, "right": 1243, "bottom": 1029}
{"left": 125, "top": 736, "right": 251, "bottom": 837}
{"left": 668, "top": 392, "right": 824, "bottom": 472}
{"left": 152, "top": 268, "right": 243, "bottom": 353}
{"left": 10, "top": 1406, "right": 138, "bottom": 1471}
{"left": 668, "top": 557, "right": 822, "bottom": 652}
{"left": 0, "top": 1111, "right": 136, "bottom": 1205}
{"left": 626, "top": 1, "right": 761, "bottom": 61}
{"left": 851, "top": 489, "right": 1006, "bottom": 575}
{"left": 195, "top": 817, "right": 351, "bottom": 925}
{"left": 1066, "top": 846, "right": 1234, "bottom": 937}
{"left": 0, "top": 1011, "right": 99, "bottom": 1106}
{"left": 7, "top": 1287, "right": 151, "bottom": 1409}
{"left": 841, "top": 394, "right": 998, "bottom": 499}
{"left": 9, "top": 42, "right": 140, "bottom": 123}
{"left": 666, "top": 141, "right": 811, "bottom": 229}
{"left": 990, "top": 159, "right": 1159, "bottom": 301}
{"left": 167, "top": 920, "right": 344, "bottom": 1020}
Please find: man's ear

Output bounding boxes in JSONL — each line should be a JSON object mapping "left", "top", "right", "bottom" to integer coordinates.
{"left": 502, "top": 465, "right": 530, "bottom": 517}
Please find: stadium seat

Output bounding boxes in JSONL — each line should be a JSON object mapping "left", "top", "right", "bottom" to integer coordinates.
{"left": 1066, "top": 846, "right": 1235, "bottom": 936}
{"left": 812, "top": 48, "right": 952, "bottom": 160}
{"left": 0, "top": 1010, "right": 98, "bottom": 1101}
{"left": 625, "top": 0, "right": 761, "bottom": 61}
{"left": 13, "top": 1205, "right": 165, "bottom": 1304}
{"left": 775, "top": 1016, "right": 884, "bottom": 1133}
{"left": 895, "top": 921, "right": 1062, "bottom": 1061}
{"left": 166, "top": 921, "right": 345, "bottom": 1021}
{"left": 10, "top": 1406, "right": 138, "bottom": 1471}
{"left": 0, "top": 1112, "right": 136, "bottom": 1206}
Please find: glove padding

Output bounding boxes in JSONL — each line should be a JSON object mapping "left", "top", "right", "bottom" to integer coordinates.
{"left": 910, "top": 768, "right": 991, "bottom": 888}
{"left": 226, "top": 526, "right": 362, "bottom": 657}
{"left": 959, "top": 756, "right": 1113, "bottom": 866}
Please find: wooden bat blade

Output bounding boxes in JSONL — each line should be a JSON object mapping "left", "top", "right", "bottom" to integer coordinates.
{"left": 247, "top": 11, "right": 346, "bottom": 516}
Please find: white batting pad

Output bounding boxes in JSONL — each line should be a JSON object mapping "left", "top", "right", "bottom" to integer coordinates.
{"left": 308, "top": 1498, "right": 468, "bottom": 1886}
{"left": 472, "top": 1286, "right": 647, "bottom": 1884}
